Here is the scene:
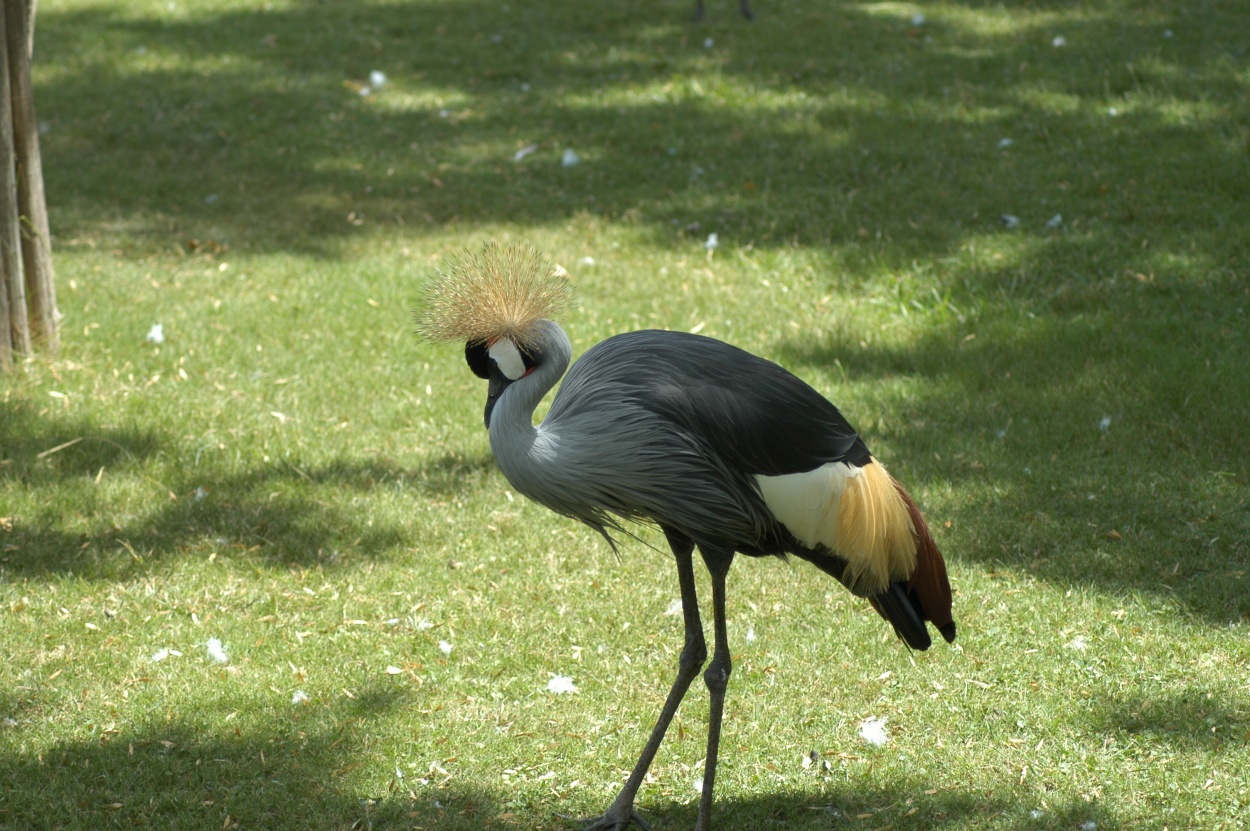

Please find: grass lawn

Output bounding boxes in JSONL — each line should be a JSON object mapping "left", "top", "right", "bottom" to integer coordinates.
{"left": 3, "top": 0, "right": 1249, "bottom": 828}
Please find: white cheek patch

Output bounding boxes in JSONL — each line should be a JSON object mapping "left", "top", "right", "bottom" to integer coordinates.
{"left": 488, "top": 337, "right": 528, "bottom": 381}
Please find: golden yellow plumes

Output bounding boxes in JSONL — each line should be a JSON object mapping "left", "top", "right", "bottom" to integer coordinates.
{"left": 415, "top": 243, "right": 572, "bottom": 349}
{"left": 834, "top": 459, "right": 918, "bottom": 593}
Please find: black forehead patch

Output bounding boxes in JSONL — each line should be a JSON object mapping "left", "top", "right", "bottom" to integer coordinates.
{"left": 464, "top": 341, "right": 491, "bottom": 379}
{"left": 520, "top": 343, "right": 540, "bottom": 370}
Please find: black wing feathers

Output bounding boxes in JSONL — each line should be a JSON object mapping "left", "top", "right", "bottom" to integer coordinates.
{"left": 560, "top": 330, "right": 871, "bottom": 475}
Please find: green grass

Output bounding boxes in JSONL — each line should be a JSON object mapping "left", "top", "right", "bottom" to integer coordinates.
{"left": 3, "top": 0, "right": 1249, "bottom": 828}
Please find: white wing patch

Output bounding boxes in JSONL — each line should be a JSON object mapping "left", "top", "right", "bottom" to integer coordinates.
{"left": 754, "top": 462, "right": 862, "bottom": 550}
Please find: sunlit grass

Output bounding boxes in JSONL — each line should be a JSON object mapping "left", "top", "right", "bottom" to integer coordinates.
{"left": 3, "top": 0, "right": 1249, "bottom": 829}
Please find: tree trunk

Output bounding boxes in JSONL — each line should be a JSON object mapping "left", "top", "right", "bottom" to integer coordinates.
{"left": 5, "top": 0, "right": 55, "bottom": 352}
{"left": 0, "top": 1, "right": 30, "bottom": 366}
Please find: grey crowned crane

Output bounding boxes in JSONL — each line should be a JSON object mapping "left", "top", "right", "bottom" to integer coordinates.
{"left": 417, "top": 245, "right": 956, "bottom": 831}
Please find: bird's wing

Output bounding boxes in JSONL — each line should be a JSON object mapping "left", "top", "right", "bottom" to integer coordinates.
{"left": 550, "top": 330, "right": 954, "bottom": 646}
{"left": 560, "top": 330, "right": 872, "bottom": 476}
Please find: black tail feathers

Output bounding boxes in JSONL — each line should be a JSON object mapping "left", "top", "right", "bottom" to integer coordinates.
{"left": 868, "top": 581, "right": 957, "bottom": 651}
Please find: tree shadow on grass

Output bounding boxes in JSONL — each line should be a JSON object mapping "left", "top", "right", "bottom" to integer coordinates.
{"left": 0, "top": 399, "right": 165, "bottom": 481}
{"left": 573, "top": 781, "right": 1122, "bottom": 831}
{"left": 28, "top": 0, "right": 1249, "bottom": 604}
{"left": 771, "top": 246, "right": 1250, "bottom": 626}
{"left": 1091, "top": 688, "right": 1250, "bottom": 753}
{"left": 31, "top": 0, "right": 1248, "bottom": 604}
{"left": 35, "top": 0, "right": 1249, "bottom": 266}
{"left": 0, "top": 720, "right": 1119, "bottom": 831}
{"left": 0, "top": 681, "right": 462, "bottom": 831}
{"left": 0, "top": 400, "right": 497, "bottom": 580}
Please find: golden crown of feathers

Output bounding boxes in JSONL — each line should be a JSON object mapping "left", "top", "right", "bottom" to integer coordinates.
{"left": 415, "top": 243, "right": 572, "bottom": 350}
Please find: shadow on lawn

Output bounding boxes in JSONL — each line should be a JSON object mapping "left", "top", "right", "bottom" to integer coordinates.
{"left": 0, "top": 400, "right": 497, "bottom": 578}
{"left": 0, "top": 400, "right": 165, "bottom": 479}
{"left": 774, "top": 248, "right": 1250, "bottom": 625}
{"left": 23, "top": 0, "right": 1250, "bottom": 613}
{"left": 1095, "top": 688, "right": 1250, "bottom": 752}
{"left": 647, "top": 788, "right": 1123, "bottom": 831}
{"left": 0, "top": 717, "right": 1121, "bottom": 831}
{"left": 36, "top": 0, "right": 1248, "bottom": 265}
{"left": 0, "top": 682, "right": 418, "bottom": 831}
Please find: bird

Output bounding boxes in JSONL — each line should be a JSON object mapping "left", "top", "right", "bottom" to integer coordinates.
{"left": 694, "top": 0, "right": 753, "bottom": 21}
{"left": 416, "top": 244, "right": 956, "bottom": 831}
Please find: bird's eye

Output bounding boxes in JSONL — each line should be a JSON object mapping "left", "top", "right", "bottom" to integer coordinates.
{"left": 464, "top": 341, "right": 491, "bottom": 379}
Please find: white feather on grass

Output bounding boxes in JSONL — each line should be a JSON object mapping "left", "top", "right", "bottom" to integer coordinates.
{"left": 206, "top": 638, "right": 229, "bottom": 664}
{"left": 858, "top": 716, "right": 889, "bottom": 747}
{"left": 546, "top": 674, "right": 578, "bottom": 694}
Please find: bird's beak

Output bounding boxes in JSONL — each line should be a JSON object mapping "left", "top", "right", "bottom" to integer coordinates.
{"left": 484, "top": 371, "right": 510, "bottom": 429}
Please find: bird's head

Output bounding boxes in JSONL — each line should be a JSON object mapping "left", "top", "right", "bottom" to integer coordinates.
{"left": 415, "top": 243, "right": 572, "bottom": 427}
{"left": 464, "top": 334, "right": 545, "bottom": 428}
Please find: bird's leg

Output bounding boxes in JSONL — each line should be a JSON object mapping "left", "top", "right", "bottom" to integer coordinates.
{"left": 582, "top": 532, "right": 706, "bottom": 831}
{"left": 694, "top": 548, "right": 734, "bottom": 831}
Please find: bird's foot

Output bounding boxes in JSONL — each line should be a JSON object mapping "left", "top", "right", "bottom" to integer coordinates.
{"left": 574, "top": 804, "right": 651, "bottom": 831}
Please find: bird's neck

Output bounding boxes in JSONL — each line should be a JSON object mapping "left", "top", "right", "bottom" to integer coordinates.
{"left": 487, "top": 320, "right": 571, "bottom": 477}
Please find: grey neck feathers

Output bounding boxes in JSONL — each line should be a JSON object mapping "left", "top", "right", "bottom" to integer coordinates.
{"left": 488, "top": 319, "right": 571, "bottom": 483}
